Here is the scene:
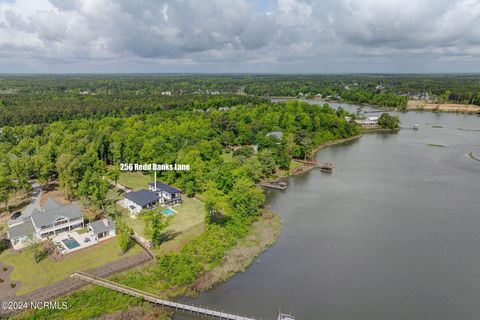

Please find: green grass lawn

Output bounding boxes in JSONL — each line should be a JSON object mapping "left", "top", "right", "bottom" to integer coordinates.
{"left": 117, "top": 171, "right": 152, "bottom": 191}
{"left": 121, "top": 213, "right": 148, "bottom": 238}
{"left": 0, "top": 238, "right": 142, "bottom": 295}
{"left": 167, "top": 197, "right": 204, "bottom": 234}
{"left": 121, "top": 197, "right": 204, "bottom": 240}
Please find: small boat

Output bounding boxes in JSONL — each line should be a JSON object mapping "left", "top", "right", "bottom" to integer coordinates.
{"left": 277, "top": 313, "right": 295, "bottom": 320}
{"left": 319, "top": 162, "right": 334, "bottom": 172}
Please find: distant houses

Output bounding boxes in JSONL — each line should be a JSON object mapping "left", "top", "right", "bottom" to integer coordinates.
{"left": 124, "top": 181, "right": 182, "bottom": 214}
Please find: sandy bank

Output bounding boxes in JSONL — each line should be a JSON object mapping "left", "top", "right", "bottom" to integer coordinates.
{"left": 407, "top": 100, "right": 480, "bottom": 114}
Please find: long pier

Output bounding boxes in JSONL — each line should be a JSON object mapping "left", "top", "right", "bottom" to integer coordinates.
{"left": 294, "top": 159, "right": 334, "bottom": 172}
{"left": 258, "top": 182, "right": 287, "bottom": 190}
{"left": 400, "top": 124, "right": 419, "bottom": 130}
{"left": 71, "top": 272, "right": 256, "bottom": 320}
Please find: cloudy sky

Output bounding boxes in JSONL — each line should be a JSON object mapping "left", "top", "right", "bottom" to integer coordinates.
{"left": 0, "top": 0, "right": 479, "bottom": 73}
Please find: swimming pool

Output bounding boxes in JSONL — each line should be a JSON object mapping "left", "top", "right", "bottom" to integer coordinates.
{"left": 163, "top": 208, "right": 175, "bottom": 216}
{"left": 62, "top": 238, "right": 81, "bottom": 250}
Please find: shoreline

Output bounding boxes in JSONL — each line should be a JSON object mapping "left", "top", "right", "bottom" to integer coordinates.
{"left": 407, "top": 101, "right": 480, "bottom": 114}
{"left": 289, "top": 135, "right": 363, "bottom": 177}
{"left": 271, "top": 97, "right": 480, "bottom": 115}
{"left": 189, "top": 210, "right": 281, "bottom": 293}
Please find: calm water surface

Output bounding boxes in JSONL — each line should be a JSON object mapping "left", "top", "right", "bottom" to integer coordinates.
{"left": 175, "top": 105, "right": 480, "bottom": 320}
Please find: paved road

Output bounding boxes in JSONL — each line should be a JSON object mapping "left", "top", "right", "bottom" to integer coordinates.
{"left": 22, "top": 182, "right": 42, "bottom": 217}
{"left": 6, "top": 182, "right": 41, "bottom": 224}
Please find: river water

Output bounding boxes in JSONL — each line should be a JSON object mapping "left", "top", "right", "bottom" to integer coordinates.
{"left": 175, "top": 102, "right": 480, "bottom": 320}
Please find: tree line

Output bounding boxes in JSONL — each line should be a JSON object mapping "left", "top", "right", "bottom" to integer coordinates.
{"left": 1, "top": 74, "right": 479, "bottom": 127}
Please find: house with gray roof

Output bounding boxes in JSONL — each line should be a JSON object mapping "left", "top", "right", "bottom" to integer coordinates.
{"left": 266, "top": 131, "right": 283, "bottom": 143}
{"left": 87, "top": 217, "right": 116, "bottom": 241}
{"left": 124, "top": 189, "right": 160, "bottom": 214}
{"left": 148, "top": 181, "right": 182, "bottom": 205}
{"left": 7, "top": 198, "right": 84, "bottom": 250}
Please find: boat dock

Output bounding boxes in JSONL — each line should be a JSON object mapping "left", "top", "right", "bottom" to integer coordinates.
{"left": 400, "top": 124, "right": 419, "bottom": 130}
{"left": 294, "top": 159, "right": 335, "bottom": 172}
{"left": 71, "top": 271, "right": 256, "bottom": 320}
{"left": 258, "top": 181, "right": 287, "bottom": 190}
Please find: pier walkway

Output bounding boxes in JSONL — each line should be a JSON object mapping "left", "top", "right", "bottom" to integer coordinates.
{"left": 71, "top": 271, "right": 256, "bottom": 320}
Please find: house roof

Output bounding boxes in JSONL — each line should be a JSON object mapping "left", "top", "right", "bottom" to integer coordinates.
{"left": 88, "top": 217, "right": 116, "bottom": 235}
{"left": 43, "top": 198, "right": 63, "bottom": 211}
{"left": 7, "top": 220, "right": 35, "bottom": 240}
{"left": 266, "top": 131, "right": 283, "bottom": 140}
{"left": 124, "top": 189, "right": 159, "bottom": 207}
{"left": 30, "top": 203, "right": 83, "bottom": 227}
{"left": 148, "top": 181, "right": 182, "bottom": 194}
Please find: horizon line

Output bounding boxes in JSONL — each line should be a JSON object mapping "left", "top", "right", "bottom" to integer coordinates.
{"left": 1, "top": 72, "right": 480, "bottom": 76}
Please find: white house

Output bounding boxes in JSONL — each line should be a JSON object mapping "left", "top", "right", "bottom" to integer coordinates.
{"left": 7, "top": 198, "right": 84, "bottom": 250}
{"left": 355, "top": 116, "right": 379, "bottom": 127}
{"left": 87, "top": 217, "right": 116, "bottom": 241}
{"left": 148, "top": 181, "right": 182, "bottom": 205}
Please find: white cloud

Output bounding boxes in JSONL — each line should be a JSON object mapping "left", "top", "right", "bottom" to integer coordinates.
{"left": 0, "top": 0, "right": 478, "bottom": 72}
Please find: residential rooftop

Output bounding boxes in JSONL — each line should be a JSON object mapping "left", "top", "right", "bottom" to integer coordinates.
{"left": 88, "top": 217, "right": 116, "bottom": 235}
{"left": 148, "top": 181, "right": 182, "bottom": 194}
{"left": 124, "top": 189, "right": 160, "bottom": 207}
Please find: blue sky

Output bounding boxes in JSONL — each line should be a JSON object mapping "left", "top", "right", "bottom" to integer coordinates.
{"left": 0, "top": 0, "right": 479, "bottom": 73}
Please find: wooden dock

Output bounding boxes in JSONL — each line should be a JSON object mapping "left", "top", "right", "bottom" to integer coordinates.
{"left": 71, "top": 272, "right": 256, "bottom": 320}
{"left": 294, "top": 159, "right": 334, "bottom": 172}
{"left": 258, "top": 182, "right": 287, "bottom": 190}
{"left": 400, "top": 124, "right": 419, "bottom": 130}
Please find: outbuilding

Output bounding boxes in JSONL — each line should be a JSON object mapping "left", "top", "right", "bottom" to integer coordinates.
{"left": 87, "top": 217, "right": 116, "bottom": 241}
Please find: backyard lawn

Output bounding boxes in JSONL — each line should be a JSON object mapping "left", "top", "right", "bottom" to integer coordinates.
{"left": 0, "top": 238, "right": 142, "bottom": 295}
{"left": 117, "top": 171, "right": 152, "bottom": 191}
{"left": 167, "top": 197, "right": 204, "bottom": 234}
{"left": 121, "top": 197, "right": 204, "bottom": 240}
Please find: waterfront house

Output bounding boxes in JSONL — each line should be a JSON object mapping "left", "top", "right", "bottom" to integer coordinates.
{"left": 7, "top": 198, "right": 84, "bottom": 250}
{"left": 148, "top": 181, "right": 182, "bottom": 205}
{"left": 87, "top": 217, "right": 116, "bottom": 241}
{"left": 355, "top": 116, "right": 379, "bottom": 127}
{"left": 124, "top": 189, "right": 160, "bottom": 214}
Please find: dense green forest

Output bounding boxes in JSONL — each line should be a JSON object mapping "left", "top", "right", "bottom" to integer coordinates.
{"left": 0, "top": 98, "right": 359, "bottom": 319}
{"left": 1, "top": 74, "right": 479, "bottom": 126}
